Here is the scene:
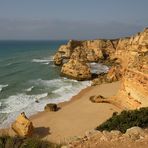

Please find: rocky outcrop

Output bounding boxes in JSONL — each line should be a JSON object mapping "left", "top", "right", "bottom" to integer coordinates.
{"left": 53, "top": 39, "right": 120, "bottom": 64}
{"left": 53, "top": 39, "right": 116, "bottom": 65}
{"left": 68, "top": 127, "right": 148, "bottom": 148}
{"left": 116, "top": 53, "right": 148, "bottom": 109}
{"left": 53, "top": 39, "right": 118, "bottom": 78}
{"left": 44, "top": 103, "right": 58, "bottom": 111}
{"left": 89, "top": 95, "right": 110, "bottom": 103}
{"left": 92, "top": 28, "right": 148, "bottom": 109}
{"left": 54, "top": 28, "right": 148, "bottom": 109}
{"left": 11, "top": 112, "right": 33, "bottom": 137}
{"left": 115, "top": 28, "right": 148, "bottom": 109}
{"left": 53, "top": 52, "right": 63, "bottom": 65}
{"left": 92, "top": 65, "right": 122, "bottom": 85}
{"left": 106, "top": 65, "right": 123, "bottom": 82}
{"left": 61, "top": 59, "right": 91, "bottom": 80}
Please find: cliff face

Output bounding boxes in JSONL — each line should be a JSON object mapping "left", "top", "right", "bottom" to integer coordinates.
{"left": 53, "top": 39, "right": 118, "bottom": 80}
{"left": 115, "top": 28, "right": 148, "bottom": 109}
{"left": 115, "top": 28, "right": 148, "bottom": 67}
{"left": 53, "top": 28, "right": 148, "bottom": 109}
{"left": 116, "top": 53, "right": 148, "bottom": 109}
{"left": 53, "top": 39, "right": 118, "bottom": 66}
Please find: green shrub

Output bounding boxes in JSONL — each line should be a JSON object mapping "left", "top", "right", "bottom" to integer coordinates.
{"left": 96, "top": 107, "right": 148, "bottom": 133}
{"left": 0, "top": 136, "right": 61, "bottom": 148}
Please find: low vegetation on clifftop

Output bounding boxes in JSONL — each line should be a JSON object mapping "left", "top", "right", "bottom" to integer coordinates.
{"left": 0, "top": 136, "right": 61, "bottom": 148}
{"left": 96, "top": 107, "right": 148, "bottom": 133}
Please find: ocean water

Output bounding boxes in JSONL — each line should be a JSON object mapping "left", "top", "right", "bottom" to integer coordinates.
{"left": 0, "top": 41, "right": 108, "bottom": 128}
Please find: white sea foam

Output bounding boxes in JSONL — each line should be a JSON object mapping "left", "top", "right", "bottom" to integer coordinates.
{"left": 88, "top": 63, "right": 109, "bottom": 74}
{"left": 32, "top": 78, "right": 65, "bottom": 88}
{"left": 0, "top": 78, "right": 90, "bottom": 128}
{"left": 26, "top": 86, "right": 34, "bottom": 92}
{"left": 0, "top": 84, "right": 8, "bottom": 93}
{"left": 32, "top": 56, "right": 53, "bottom": 65}
{"left": 0, "top": 92, "right": 48, "bottom": 127}
{"left": 0, "top": 93, "right": 48, "bottom": 114}
{"left": 52, "top": 85, "right": 73, "bottom": 94}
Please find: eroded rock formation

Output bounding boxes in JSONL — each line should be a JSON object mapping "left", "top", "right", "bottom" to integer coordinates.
{"left": 92, "top": 65, "right": 122, "bottom": 85}
{"left": 54, "top": 39, "right": 119, "bottom": 80}
{"left": 11, "top": 112, "right": 34, "bottom": 137}
{"left": 61, "top": 59, "right": 91, "bottom": 80}
{"left": 116, "top": 52, "right": 148, "bottom": 109}
{"left": 54, "top": 28, "right": 148, "bottom": 109}
{"left": 114, "top": 28, "right": 148, "bottom": 109}
{"left": 53, "top": 39, "right": 118, "bottom": 65}
{"left": 68, "top": 127, "right": 148, "bottom": 148}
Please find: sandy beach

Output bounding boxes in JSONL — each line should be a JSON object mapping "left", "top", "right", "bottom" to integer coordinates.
{"left": 29, "top": 81, "right": 121, "bottom": 143}
{"left": 0, "top": 81, "right": 121, "bottom": 143}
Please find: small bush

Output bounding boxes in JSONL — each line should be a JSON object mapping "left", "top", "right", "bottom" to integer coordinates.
{"left": 0, "top": 136, "right": 61, "bottom": 148}
{"left": 96, "top": 107, "right": 148, "bottom": 133}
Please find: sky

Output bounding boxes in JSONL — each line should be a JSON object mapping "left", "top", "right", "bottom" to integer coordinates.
{"left": 0, "top": 0, "right": 148, "bottom": 40}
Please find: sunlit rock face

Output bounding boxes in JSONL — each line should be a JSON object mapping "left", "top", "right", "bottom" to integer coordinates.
{"left": 61, "top": 59, "right": 91, "bottom": 81}
{"left": 53, "top": 39, "right": 118, "bottom": 66}
{"left": 11, "top": 112, "right": 34, "bottom": 137}
{"left": 53, "top": 28, "right": 148, "bottom": 109}
{"left": 115, "top": 28, "right": 148, "bottom": 109}
{"left": 53, "top": 39, "right": 118, "bottom": 80}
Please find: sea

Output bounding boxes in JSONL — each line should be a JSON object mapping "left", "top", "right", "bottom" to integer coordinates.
{"left": 0, "top": 40, "right": 108, "bottom": 128}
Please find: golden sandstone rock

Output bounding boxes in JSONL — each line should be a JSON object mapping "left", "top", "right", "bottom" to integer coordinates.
{"left": 106, "top": 65, "right": 122, "bottom": 82}
{"left": 115, "top": 28, "right": 148, "bottom": 109}
{"left": 11, "top": 112, "right": 33, "bottom": 137}
{"left": 89, "top": 95, "right": 110, "bottom": 103}
{"left": 54, "top": 28, "right": 148, "bottom": 109}
{"left": 54, "top": 39, "right": 117, "bottom": 80}
{"left": 61, "top": 59, "right": 91, "bottom": 80}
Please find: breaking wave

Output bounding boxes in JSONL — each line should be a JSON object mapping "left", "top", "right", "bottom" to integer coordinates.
{"left": 32, "top": 56, "right": 53, "bottom": 65}
{"left": 0, "top": 84, "right": 8, "bottom": 93}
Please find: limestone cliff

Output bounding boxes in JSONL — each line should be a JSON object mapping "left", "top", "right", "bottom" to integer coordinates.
{"left": 53, "top": 39, "right": 118, "bottom": 80}
{"left": 61, "top": 59, "right": 91, "bottom": 81}
{"left": 53, "top": 39, "right": 118, "bottom": 66}
{"left": 53, "top": 28, "right": 148, "bottom": 108}
{"left": 116, "top": 51, "right": 148, "bottom": 109}
{"left": 114, "top": 28, "right": 148, "bottom": 109}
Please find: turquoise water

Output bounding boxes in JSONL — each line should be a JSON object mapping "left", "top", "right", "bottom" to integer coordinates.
{"left": 0, "top": 41, "right": 91, "bottom": 127}
{"left": 0, "top": 41, "right": 64, "bottom": 98}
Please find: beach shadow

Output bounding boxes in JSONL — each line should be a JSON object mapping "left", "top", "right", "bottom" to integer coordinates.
{"left": 34, "top": 127, "right": 51, "bottom": 138}
{"left": 56, "top": 106, "right": 61, "bottom": 111}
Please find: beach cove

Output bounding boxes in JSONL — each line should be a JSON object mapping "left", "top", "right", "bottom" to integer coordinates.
{"left": 0, "top": 81, "right": 121, "bottom": 143}
{"left": 0, "top": 28, "right": 148, "bottom": 148}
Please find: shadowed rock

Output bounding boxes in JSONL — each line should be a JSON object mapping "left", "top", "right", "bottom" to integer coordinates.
{"left": 44, "top": 103, "right": 59, "bottom": 112}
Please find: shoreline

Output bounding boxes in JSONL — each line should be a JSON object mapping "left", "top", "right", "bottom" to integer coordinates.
{"left": 29, "top": 81, "right": 122, "bottom": 143}
{"left": 30, "top": 85, "right": 93, "bottom": 119}
{"left": 0, "top": 81, "right": 122, "bottom": 143}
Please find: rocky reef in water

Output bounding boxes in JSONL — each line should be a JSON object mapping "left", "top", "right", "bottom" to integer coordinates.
{"left": 53, "top": 28, "right": 148, "bottom": 109}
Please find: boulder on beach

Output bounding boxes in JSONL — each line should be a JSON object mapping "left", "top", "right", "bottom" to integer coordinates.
{"left": 89, "top": 95, "right": 109, "bottom": 103}
{"left": 11, "top": 112, "right": 34, "bottom": 137}
{"left": 44, "top": 103, "right": 58, "bottom": 112}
